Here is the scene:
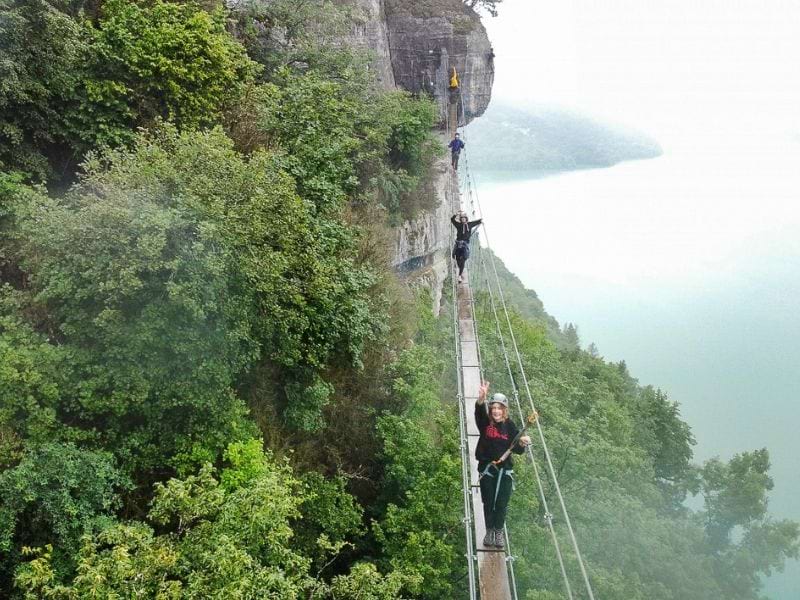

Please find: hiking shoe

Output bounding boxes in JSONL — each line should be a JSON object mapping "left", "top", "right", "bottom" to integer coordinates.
{"left": 494, "top": 528, "right": 506, "bottom": 550}
{"left": 482, "top": 529, "right": 495, "bottom": 547}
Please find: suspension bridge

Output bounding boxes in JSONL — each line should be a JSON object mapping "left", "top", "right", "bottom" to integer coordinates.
{"left": 445, "top": 76, "right": 596, "bottom": 600}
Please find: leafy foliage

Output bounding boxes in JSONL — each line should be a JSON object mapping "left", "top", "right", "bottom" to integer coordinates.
{"left": 81, "top": 0, "right": 257, "bottom": 137}
{"left": 0, "top": 443, "right": 126, "bottom": 589}
{"left": 0, "top": 0, "right": 257, "bottom": 182}
{"left": 15, "top": 453, "right": 312, "bottom": 598}
{"left": 0, "top": 0, "right": 88, "bottom": 179}
{"left": 372, "top": 346, "right": 464, "bottom": 598}
{"left": 464, "top": 0, "right": 503, "bottom": 18}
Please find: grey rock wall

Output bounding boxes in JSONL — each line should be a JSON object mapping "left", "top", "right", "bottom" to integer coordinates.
{"left": 345, "top": 1, "right": 495, "bottom": 308}
{"left": 384, "top": 0, "right": 494, "bottom": 125}
{"left": 379, "top": 1, "right": 492, "bottom": 310}
{"left": 391, "top": 140, "right": 458, "bottom": 313}
{"left": 345, "top": 0, "right": 396, "bottom": 89}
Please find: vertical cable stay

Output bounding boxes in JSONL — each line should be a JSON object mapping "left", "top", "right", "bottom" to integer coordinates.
{"left": 463, "top": 135, "right": 573, "bottom": 599}
{"left": 467, "top": 223, "right": 521, "bottom": 600}
{"left": 450, "top": 154, "right": 479, "bottom": 600}
{"left": 456, "top": 122, "right": 597, "bottom": 599}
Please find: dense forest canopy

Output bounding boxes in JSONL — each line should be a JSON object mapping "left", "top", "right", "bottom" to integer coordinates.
{"left": 0, "top": 1, "right": 796, "bottom": 598}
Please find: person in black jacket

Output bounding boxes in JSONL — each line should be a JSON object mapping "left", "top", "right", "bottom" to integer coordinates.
{"left": 475, "top": 381, "right": 531, "bottom": 549}
{"left": 451, "top": 212, "right": 482, "bottom": 283}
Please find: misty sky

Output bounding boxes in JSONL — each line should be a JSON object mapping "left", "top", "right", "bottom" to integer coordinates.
{"left": 474, "top": 2, "right": 800, "bottom": 596}
{"left": 484, "top": 0, "right": 800, "bottom": 143}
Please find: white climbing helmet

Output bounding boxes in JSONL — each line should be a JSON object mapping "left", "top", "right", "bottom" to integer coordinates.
{"left": 489, "top": 393, "right": 508, "bottom": 407}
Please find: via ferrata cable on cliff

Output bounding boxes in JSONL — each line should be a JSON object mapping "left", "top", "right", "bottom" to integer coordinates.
{"left": 446, "top": 69, "right": 597, "bottom": 600}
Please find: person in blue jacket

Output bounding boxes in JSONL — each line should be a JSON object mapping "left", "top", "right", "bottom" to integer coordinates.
{"left": 448, "top": 132, "right": 465, "bottom": 170}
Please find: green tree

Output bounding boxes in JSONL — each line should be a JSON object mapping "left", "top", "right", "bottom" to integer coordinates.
{"left": 371, "top": 346, "right": 464, "bottom": 599}
{"left": 0, "top": 0, "right": 257, "bottom": 182}
{"left": 14, "top": 444, "right": 406, "bottom": 598}
{"left": 7, "top": 125, "right": 384, "bottom": 469}
{"left": 0, "top": 443, "right": 127, "bottom": 590}
{"left": 79, "top": 0, "right": 257, "bottom": 137}
{"left": 464, "top": 0, "right": 503, "bottom": 17}
{"left": 0, "top": 0, "right": 88, "bottom": 179}
{"left": 228, "top": 0, "right": 366, "bottom": 82}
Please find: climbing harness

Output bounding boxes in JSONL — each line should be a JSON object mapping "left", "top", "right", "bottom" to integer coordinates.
{"left": 447, "top": 86, "right": 478, "bottom": 600}
{"left": 482, "top": 464, "right": 515, "bottom": 508}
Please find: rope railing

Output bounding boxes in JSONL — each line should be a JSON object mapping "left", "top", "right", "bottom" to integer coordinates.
{"left": 458, "top": 124, "right": 573, "bottom": 598}
{"left": 475, "top": 245, "right": 575, "bottom": 600}
{"left": 451, "top": 94, "right": 522, "bottom": 598}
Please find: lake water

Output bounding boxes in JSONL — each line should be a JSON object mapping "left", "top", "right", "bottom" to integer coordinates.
{"left": 471, "top": 133, "right": 800, "bottom": 598}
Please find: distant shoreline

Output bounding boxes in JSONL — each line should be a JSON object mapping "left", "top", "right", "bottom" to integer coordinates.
{"left": 471, "top": 154, "right": 663, "bottom": 183}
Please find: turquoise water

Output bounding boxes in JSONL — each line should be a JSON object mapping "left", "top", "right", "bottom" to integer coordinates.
{"left": 472, "top": 135, "right": 800, "bottom": 598}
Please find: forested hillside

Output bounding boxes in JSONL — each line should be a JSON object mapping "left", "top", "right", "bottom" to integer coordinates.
{"left": 0, "top": 1, "right": 796, "bottom": 599}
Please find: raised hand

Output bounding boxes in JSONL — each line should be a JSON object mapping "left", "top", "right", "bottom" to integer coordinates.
{"left": 478, "top": 381, "right": 490, "bottom": 403}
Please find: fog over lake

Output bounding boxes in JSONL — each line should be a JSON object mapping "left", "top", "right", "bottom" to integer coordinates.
{"left": 470, "top": 133, "right": 800, "bottom": 597}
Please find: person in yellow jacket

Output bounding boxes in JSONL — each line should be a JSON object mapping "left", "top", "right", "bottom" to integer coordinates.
{"left": 449, "top": 67, "right": 459, "bottom": 89}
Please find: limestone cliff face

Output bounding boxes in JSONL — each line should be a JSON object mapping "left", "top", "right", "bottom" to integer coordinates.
{"left": 372, "top": 0, "right": 493, "bottom": 310}
{"left": 383, "top": 0, "right": 494, "bottom": 125}
{"left": 347, "top": 0, "right": 495, "bottom": 309}
{"left": 227, "top": 1, "right": 490, "bottom": 308}
{"left": 345, "top": 0, "right": 396, "bottom": 89}
{"left": 392, "top": 140, "right": 457, "bottom": 311}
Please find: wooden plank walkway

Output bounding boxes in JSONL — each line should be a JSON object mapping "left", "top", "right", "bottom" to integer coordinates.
{"left": 457, "top": 271, "right": 513, "bottom": 600}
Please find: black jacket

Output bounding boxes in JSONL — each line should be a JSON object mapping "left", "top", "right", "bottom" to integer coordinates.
{"left": 475, "top": 402, "right": 524, "bottom": 468}
{"left": 451, "top": 215, "right": 482, "bottom": 242}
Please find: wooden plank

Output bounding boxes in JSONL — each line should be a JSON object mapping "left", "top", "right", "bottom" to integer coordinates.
{"left": 455, "top": 261, "right": 512, "bottom": 600}
{"left": 458, "top": 290, "right": 473, "bottom": 319}
{"left": 462, "top": 366, "right": 481, "bottom": 399}
{"left": 472, "top": 485, "right": 488, "bottom": 548}
{"left": 460, "top": 340, "right": 479, "bottom": 367}
{"left": 478, "top": 552, "right": 513, "bottom": 600}
{"left": 467, "top": 409, "right": 480, "bottom": 436}
{"left": 467, "top": 435, "right": 481, "bottom": 485}
{"left": 459, "top": 319, "right": 475, "bottom": 342}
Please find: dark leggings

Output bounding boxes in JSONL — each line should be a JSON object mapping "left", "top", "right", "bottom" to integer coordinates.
{"left": 453, "top": 241, "right": 469, "bottom": 276}
{"left": 452, "top": 151, "right": 460, "bottom": 169}
{"left": 455, "top": 254, "right": 466, "bottom": 275}
{"left": 478, "top": 462, "right": 514, "bottom": 530}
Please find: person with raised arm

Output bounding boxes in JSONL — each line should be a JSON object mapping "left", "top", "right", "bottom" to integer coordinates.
{"left": 475, "top": 381, "right": 532, "bottom": 549}
{"left": 451, "top": 211, "right": 481, "bottom": 283}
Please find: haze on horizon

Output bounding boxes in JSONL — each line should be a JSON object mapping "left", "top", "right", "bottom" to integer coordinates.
{"left": 483, "top": 0, "right": 800, "bottom": 144}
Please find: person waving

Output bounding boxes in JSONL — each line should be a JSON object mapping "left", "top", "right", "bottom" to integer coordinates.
{"left": 475, "top": 381, "right": 532, "bottom": 549}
